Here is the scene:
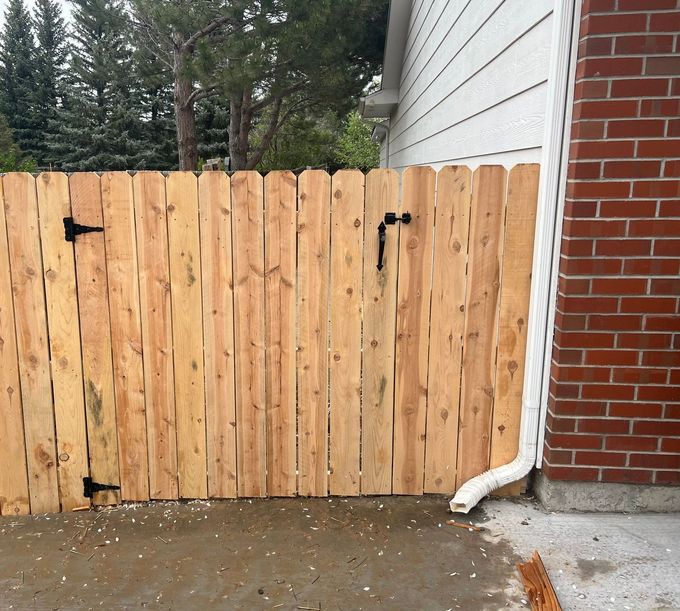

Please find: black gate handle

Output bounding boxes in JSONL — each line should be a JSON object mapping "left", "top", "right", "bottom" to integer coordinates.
{"left": 377, "top": 211, "right": 411, "bottom": 270}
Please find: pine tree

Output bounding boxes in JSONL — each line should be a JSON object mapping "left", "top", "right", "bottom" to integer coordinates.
{"left": 49, "top": 0, "right": 150, "bottom": 170}
{"left": 0, "top": 0, "right": 38, "bottom": 161}
{"left": 33, "top": 0, "right": 67, "bottom": 167}
{"left": 0, "top": 111, "right": 36, "bottom": 171}
{"left": 196, "top": 98, "right": 230, "bottom": 165}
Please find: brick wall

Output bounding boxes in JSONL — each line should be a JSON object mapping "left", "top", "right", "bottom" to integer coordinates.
{"left": 543, "top": 0, "right": 680, "bottom": 486}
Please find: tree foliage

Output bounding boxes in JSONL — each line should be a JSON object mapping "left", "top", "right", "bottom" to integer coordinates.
{"left": 335, "top": 111, "right": 380, "bottom": 171}
{"left": 0, "top": 111, "right": 36, "bottom": 171}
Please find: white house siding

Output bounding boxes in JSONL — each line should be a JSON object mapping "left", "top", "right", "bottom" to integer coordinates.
{"left": 384, "top": 0, "right": 554, "bottom": 170}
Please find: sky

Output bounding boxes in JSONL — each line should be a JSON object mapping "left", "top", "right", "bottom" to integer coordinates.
{"left": 0, "top": 0, "right": 72, "bottom": 24}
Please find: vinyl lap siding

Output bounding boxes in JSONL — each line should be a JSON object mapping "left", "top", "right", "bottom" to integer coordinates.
{"left": 386, "top": 0, "right": 554, "bottom": 170}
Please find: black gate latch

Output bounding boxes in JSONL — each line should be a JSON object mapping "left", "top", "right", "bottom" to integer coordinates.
{"left": 64, "top": 217, "right": 104, "bottom": 242}
{"left": 83, "top": 476, "right": 120, "bottom": 498}
{"left": 377, "top": 211, "right": 411, "bottom": 270}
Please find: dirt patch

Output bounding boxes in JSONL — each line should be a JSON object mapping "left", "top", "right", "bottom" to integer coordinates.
{"left": 0, "top": 496, "right": 526, "bottom": 609}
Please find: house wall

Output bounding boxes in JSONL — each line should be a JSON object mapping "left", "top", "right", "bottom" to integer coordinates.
{"left": 383, "top": 0, "right": 555, "bottom": 170}
{"left": 544, "top": 0, "right": 680, "bottom": 487}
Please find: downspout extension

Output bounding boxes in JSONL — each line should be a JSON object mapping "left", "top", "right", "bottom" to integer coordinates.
{"left": 449, "top": 0, "right": 581, "bottom": 514}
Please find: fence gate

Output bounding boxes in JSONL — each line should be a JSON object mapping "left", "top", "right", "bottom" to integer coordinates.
{"left": 0, "top": 166, "right": 539, "bottom": 515}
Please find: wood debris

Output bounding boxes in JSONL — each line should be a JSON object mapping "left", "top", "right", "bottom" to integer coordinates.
{"left": 516, "top": 551, "right": 562, "bottom": 611}
{"left": 445, "top": 520, "right": 484, "bottom": 532}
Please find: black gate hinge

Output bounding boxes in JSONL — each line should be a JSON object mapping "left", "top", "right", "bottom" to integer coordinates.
{"left": 83, "top": 476, "right": 120, "bottom": 498}
{"left": 64, "top": 217, "right": 104, "bottom": 242}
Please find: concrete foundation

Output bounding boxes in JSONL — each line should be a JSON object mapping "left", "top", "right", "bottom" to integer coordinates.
{"left": 534, "top": 470, "right": 680, "bottom": 513}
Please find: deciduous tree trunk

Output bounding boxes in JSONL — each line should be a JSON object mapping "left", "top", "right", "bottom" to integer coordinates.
{"left": 173, "top": 46, "right": 198, "bottom": 171}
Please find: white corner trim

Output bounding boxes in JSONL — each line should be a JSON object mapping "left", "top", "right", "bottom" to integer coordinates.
{"left": 535, "top": 0, "right": 583, "bottom": 468}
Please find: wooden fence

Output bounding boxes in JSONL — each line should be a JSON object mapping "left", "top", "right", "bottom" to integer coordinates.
{"left": 0, "top": 166, "right": 539, "bottom": 515}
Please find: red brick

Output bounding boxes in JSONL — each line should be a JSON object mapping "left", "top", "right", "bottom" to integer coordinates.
{"left": 542, "top": 447, "right": 573, "bottom": 464}
{"left": 617, "top": 0, "right": 676, "bottom": 9}
{"left": 654, "top": 239, "right": 680, "bottom": 255}
{"left": 645, "top": 315, "right": 680, "bottom": 331}
{"left": 584, "top": 13, "right": 648, "bottom": 35}
{"left": 581, "top": 0, "right": 616, "bottom": 11}
{"left": 600, "top": 200, "right": 657, "bottom": 217}
{"left": 632, "top": 180, "right": 680, "bottom": 198}
{"left": 549, "top": 433, "right": 603, "bottom": 450}
{"left": 620, "top": 298, "right": 676, "bottom": 314}
{"left": 606, "top": 436, "right": 658, "bottom": 451}
{"left": 646, "top": 56, "right": 680, "bottom": 75}
{"left": 666, "top": 404, "right": 680, "bottom": 418}
{"left": 609, "top": 402, "right": 664, "bottom": 418}
{"left": 558, "top": 366, "right": 610, "bottom": 383}
{"left": 634, "top": 421, "right": 680, "bottom": 436}
{"left": 575, "top": 80, "right": 610, "bottom": 100}
{"left": 571, "top": 140, "right": 635, "bottom": 159}
{"left": 542, "top": 464, "right": 599, "bottom": 482}
{"left": 557, "top": 296, "right": 619, "bottom": 314}
{"left": 591, "top": 278, "right": 647, "bottom": 295}
{"left": 661, "top": 438, "right": 680, "bottom": 453}
{"left": 553, "top": 348, "right": 584, "bottom": 365}
{"left": 551, "top": 400, "right": 607, "bottom": 417}
{"left": 603, "top": 159, "right": 661, "bottom": 178}
{"left": 638, "top": 384, "right": 680, "bottom": 401}
{"left": 563, "top": 219, "right": 627, "bottom": 238}
{"left": 639, "top": 99, "right": 680, "bottom": 117}
{"left": 572, "top": 120, "right": 606, "bottom": 140}
{"left": 555, "top": 312, "right": 588, "bottom": 330}
{"left": 623, "top": 258, "right": 680, "bottom": 275}
{"left": 561, "top": 237, "right": 594, "bottom": 257}
{"left": 569, "top": 162, "right": 602, "bottom": 180}
{"left": 667, "top": 120, "right": 680, "bottom": 137}
{"left": 655, "top": 471, "right": 680, "bottom": 485}
{"left": 596, "top": 239, "right": 651, "bottom": 256}
{"left": 649, "top": 12, "right": 680, "bottom": 32}
{"left": 659, "top": 199, "right": 680, "bottom": 215}
{"left": 546, "top": 414, "right": 578, "bottom": 433}
{"left": 602, "top": 468, "right": 653, "bottom": 484}
{"left": 629, "top": 219, "right": 680, "bottom": 236}
{"left": 556, "top": 331, "right": 615, "bottom": 348}
{"left": 630, "top": 453, "right": 680, "bottom": 469}
{"left": 669, "top": 369, "right": 680, "bottom": 385}
{"left": 564, "top": 200, "right": 598, "bottom": 218}
{"left": 588, "top": 315, "right": 643, "bottom": 331}
{"left": 550, "top": 380, "right": 580, "bottom": 398}
{"left": 650, "top": 278, "right": 680, "bottom": 295}
{"left": 558, "top": 276, "right": 591, "bottom": 295}
{"left": 575, "top": 450, "right": 626, "bottom": 466}
{"left": 581, "top": 383, "right": 635, "bottom": 400}
{"left": 572, "top": 98, "right": 639, "bottom": 119}
{"left": 578, "top": 418, "right": 630, "bottom": 434}
{"left": 585, "top": 350, "right": 639, "bottom": 366}
{"left": 610, "top": 78, "right": 669, "bottom": 98}
{"left": 617, "top": 332, "right": 672, "bottom": 348}
{"left": 642, "top": 350, "right": 680, "bottom": 367}
{"left": 612, "top": 367, "right": 668, "bottom": 384}
{"left": 579, "top": 37, "right": 613, "bottom": 57}
{"left": 615, "top": 34, "right": 675, "bottom": 54}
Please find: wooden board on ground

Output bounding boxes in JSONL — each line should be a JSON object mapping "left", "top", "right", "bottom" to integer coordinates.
{"left": 0, "top": 175, "right": 30, "bottom": 516}
{"left": 516, "top": 551, "right": 563, "bottom": 611}
{"left": 424, "top": 166, "right": 471, "bottom": 494}
{"left": 199, "top": 172, "right": 237, "bottom": 499}
{"left": 231, "top": 172, "right": 266, "bottom": 497}
{"left": 264, "top": 171, "right": 297, "bottom": 497}
{"left": 392, "top": 166, "right": 436, "bottom": 495}
{"left": 70, "top": 173, "right": 121, "bottom": 506}
{"left": 457, "top": 166, "right": 508, "bottom": 486}
{"left": 361, "top": 169, "right": 399, "bottom": 495}
{"left": 490, "top": 164, "right": 539, "bottom": 495}
{"left": 166, "top": 172, "right": 207, "bottom": 499}
{"left": 3, "top": 173, "right": 60, "bottom": 513}
{"left": 297, "top": 170, "right": 331, "bottom": 497}
{"left": 133, "top": 172, "right": 179, "bottom": 500}
{"left": 101, "top": 171, "right": 149, "bottom": 501}
{"left": 329, "top": 170, "right": 364, "bottom": 496}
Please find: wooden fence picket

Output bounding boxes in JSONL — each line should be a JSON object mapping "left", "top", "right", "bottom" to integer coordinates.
{"left": 0, "top": 175, "right": 30, "bottom": 516}
{"left": 70, "top": 173, "right": 121, "bottom": 506}
{"left": 297, "top": 170, "right": 331, "bottom": 497}
{"left": 393, "top": 166, "right": 436, "bottom": 495}
{"left": 329, "top": 170, "right": 364, "bottom": 496}
{"left": 232, "top": 171, "right": 267, "bottom": 497}
{"left": 457, "top": 166, "right": 508, "bottom": 486}
{"left": 102, "top": 171, "right": 149, "bottom": 501}
{"left": 361, "top": 169, "right": 399, "bottom": 496}
{"left": 3, "top": 172, "right": 60, "bottom": 513}
{"left": 133, "top": 172, "right": 179, "bottom": 499}
{"left": 0, "top": 167, "right": 540, "bottom": 513}
{"left": 199, "top": 172, "right": 238, "bottom": 499}
{"left": 264, "top": 171, "right": 297, "bottom": 497}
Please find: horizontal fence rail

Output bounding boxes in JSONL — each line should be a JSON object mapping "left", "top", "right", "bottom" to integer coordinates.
{"left": 0, "top": 166, "right": 539, "bottom": 515}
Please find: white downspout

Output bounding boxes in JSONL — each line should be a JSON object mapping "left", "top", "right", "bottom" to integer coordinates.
{"left": 450, "top": 0, "right": 582, "bottom": 513}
